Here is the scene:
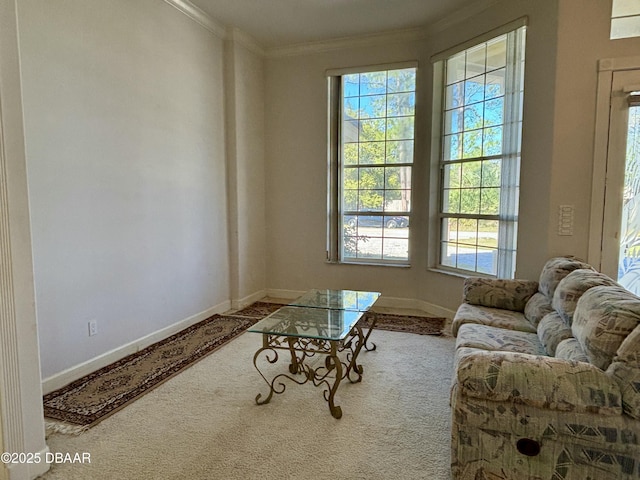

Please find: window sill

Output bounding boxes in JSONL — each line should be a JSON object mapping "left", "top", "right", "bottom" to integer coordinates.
{"left": 327, "top": 260, "right": 411, "bottom": 268}
{"left": 427, "top": 267, "right": 496, "bottom": 279}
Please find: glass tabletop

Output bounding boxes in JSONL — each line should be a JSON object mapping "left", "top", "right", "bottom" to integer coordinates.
{"left": 248, "top": 306, "right": 364, "bottom": 341}
{"left": 289, "top": 289, "right": 381, "bottom": 312}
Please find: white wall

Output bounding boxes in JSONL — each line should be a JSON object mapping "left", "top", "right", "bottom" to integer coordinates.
{"left": 264, "top": 0, "right": 560, "bottom": 312}
{"left": 225, "top": 31, "right": 267, "bottom": 308}
{"left": 17, "top": 0, "right": 231, "bottom": 379}
{"left": 550, "top": 0, "right": 640, "bottom": 260}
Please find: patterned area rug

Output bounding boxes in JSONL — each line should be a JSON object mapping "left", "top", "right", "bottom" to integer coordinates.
{"left": 44, "top": 302, "right": 445, "bottom": 430}
{"left": 43, "top": 315, "right": 254, "bottom": 429}
{"left": 233, "top": 301, "right": 446, "bottom": 336}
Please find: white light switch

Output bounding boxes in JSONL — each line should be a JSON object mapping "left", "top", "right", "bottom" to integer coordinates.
{"left": 558, "top": 205, "right": 574, "bottom": 236}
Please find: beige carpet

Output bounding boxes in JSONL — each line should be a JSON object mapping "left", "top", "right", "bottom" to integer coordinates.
{"left": 40, "top": 330, "right": 455, "bottom": 480}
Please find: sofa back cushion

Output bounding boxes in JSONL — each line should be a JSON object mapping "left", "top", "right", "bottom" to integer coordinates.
{"left": 572, "top": 286, "right": 640, "bottom": 370}
{"left": 524, "top": 292, "right": 554, "bottom": 327}
{"left": 538, "top": 257, "right": 593, "bottom": 299}
{"left": 552, "top": 269, "right": 619, "bottom": 324}
{"left": 537, "top": 312, "right": 573, "bottom": 356}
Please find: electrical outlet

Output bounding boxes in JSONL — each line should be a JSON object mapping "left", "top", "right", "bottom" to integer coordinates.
{"left": 88, "top": 320, "right": 98, "bottom": 336}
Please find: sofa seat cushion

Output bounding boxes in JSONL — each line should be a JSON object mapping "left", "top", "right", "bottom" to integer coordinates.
{"left": 456, "top": 323, "right": 546, "bottom": 356}
{"left": 452, "top": 303, "right": 536, "bottom": 336}
{"left": 573, "top": 286, "right": 640, "bottom": 370}
{"left": 556, "top": 338, "right": 590, "bottom": 363}
{"left": 537, "top": 312, "right": 573, "bottom": 356}
{"left": 455, "top": 347, "right": 623, "bottom": 415}
{"left": 607, "top": 362, "right": 640, "bottom": 420}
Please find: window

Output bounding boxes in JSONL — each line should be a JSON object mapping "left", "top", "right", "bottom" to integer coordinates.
{"left": 327, "top": 64, "right": 417, "bottom": 265}
{"left": 611, "top": 0, "right": 640, "bottom": 39}
{"left": 434, "top": 25, "right": 526, "bottom": 277}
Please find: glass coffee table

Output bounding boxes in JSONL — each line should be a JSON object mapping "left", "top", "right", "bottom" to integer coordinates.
{"left": 248, "top": 289, "right": 381, "bottom": 419}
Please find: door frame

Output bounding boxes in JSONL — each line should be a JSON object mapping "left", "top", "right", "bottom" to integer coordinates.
{"left": 589, "top": 56, "right": 640, "bottom": 276}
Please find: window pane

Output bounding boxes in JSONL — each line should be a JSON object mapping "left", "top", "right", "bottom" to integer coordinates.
{"left": 444, "top": 134, "right": 462, "bottom": 161}
{"left": 443, "top": 163, "right": 461, "bottom": 189}
{"left": 480, "top": 187, "right": 500, "bottom": 215}
{"left": 361, "top": 71, "right": 387, "bottom": 95}
{"left": 359, "top": 142, "right": 385, "bottom": 164}
{"left": 460, "top": 188, "right": 481, "bottom": 214}
{"left": 446, "top": 82, "right": 464, "bottom": 109}
{"left": 486, "top": 36, "right": 506, "bottom": 70}
{"left": 387, "top": 92, "right": 415, "bottom": 117}
{"left": 343, "top": 143, "right": 358, "bottom": 164}
{"left": 385, "top": 166, "right": 411, "bottom": 189}
{"left": 383, "top": 237, "right": 408, "bottom": 260}
{"left": 443, "top": 189, "right": 460, "bottom": 213}
{"left": 477, "top": 247, "right": 497, "bottom": 275}
{"left": 358, "top": 190, "right": 384, "bottom": 210}
{"left": 440, "top": 241, "right": 455, "bottom": 268}
{"left": 342, "top": 120, "right": 359, "bottom": 143}
{"left": 485, "top": 69, "right": 505, "bottom": 100}
{"left": 388, "top": 68, "right": 416, "bottom": 93}
{"left": 461, "top": 161, "right": 482, "bottom": 188}
{"left": 483, "top": 127, "right": 503, "bottom": 156}
{"left": 484, "top": 97, "right": 504, "bottom": 127}
{"left": 360, "top": 95, "right": 386, "bottom": 118}
{"left": 359, "top": 119, "right": 386, "bottom": 141}
{"left": 464, "top": 77, "right": 485, "bottom": 104}
{"left": 447, "top": 53, "right": 466, "bottom": 85}
{"left": 466, "top": 44, "right": 486, "bottom": 78}
{"left": 482, "top": 159, "right": 501, "bottom": 187}
{"left": 462, "top": 130, "right": 482, "bottom": 158}
{"left": 463, "top": 103, "right": 484, "bottom": 131}
{"left": 445, "top": 108, "right": 464, "bottom": 135}
{"left": 386, "top": 140, "right": 414, "bottom": 164}
{"left": 444, "top": 217, "right": 459, "bottom": 243}
{"left": 344, "top": 74, "right": 359, "bottom": 97}
{"left": 386, "top": 117, "right": 414, "bottom": 140}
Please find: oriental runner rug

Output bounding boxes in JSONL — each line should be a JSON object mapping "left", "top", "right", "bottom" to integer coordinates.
{"left": 44, "top": 302, "right": 445, "bottom": 430}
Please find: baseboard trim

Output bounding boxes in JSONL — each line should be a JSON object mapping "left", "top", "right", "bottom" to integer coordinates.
{"left": 41, "top": 300, "right": 231, "bottom": 394}
{"left": 230, "top": 289, "right": 267, "bottom": 310}
{"left": 6, "top": 444, "right": 50, "bottom": 480}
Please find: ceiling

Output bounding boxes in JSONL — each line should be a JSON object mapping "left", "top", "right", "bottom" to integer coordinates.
{"left": 189, "top": 0, "right": 486, "bottom": 49}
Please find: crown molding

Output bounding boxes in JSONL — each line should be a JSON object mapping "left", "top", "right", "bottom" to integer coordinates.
{"left": 163, "top": 0, "right": 227, "bottom": 39}
{"left": 266, "top": 0, "right": 500, "bottom": 58}
{"left": 227, "top": 27, "right": 266, "bottom": 57}
{"left": 267, "top": 26, "right": 429, "bottom": 58}
{"left": 427, "top": 0, "right": 499, "bottom": 35}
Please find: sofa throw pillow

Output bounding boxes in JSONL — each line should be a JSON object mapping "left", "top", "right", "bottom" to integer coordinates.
{"left": 538, "top": 257, "right": 593, "bottom": 299}
{"left": 573, "top": 286, "right": 640, "bottom": 370}
{"left": 552, "top": 269, "right": 619, "bottom": 324}
{"left": 463, "top": 277, "right": 538, "bottom": 312}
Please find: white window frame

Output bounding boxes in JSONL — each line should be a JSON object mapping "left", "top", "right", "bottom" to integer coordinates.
{"left": 327, "top": 62, "right": 418, "bottom": 266}
{"left": 430, "top": 19, "right": 527, "bottom": 278}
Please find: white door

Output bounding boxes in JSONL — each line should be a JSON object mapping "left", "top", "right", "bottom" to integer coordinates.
{"left": 602, "top": 69, "right": 640, "bottom": 294}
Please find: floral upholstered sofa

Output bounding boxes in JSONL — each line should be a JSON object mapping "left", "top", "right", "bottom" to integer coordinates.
{"left": 450, "top": 257, "right": 640, "bottom": 479}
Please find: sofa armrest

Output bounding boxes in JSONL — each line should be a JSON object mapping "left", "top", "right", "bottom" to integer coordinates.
{"left": 455, "top": 347, "right": 622, "bottom": 415}
{"left": 463, "top": 277, "right": 538, "bottom": 312}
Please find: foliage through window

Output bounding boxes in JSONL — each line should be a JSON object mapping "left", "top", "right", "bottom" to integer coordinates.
{"left": 437, "top": 26, "right": 526, "bottom": 277}
{"left": 328, "top": 65, "right": 416, "bottom": 264}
